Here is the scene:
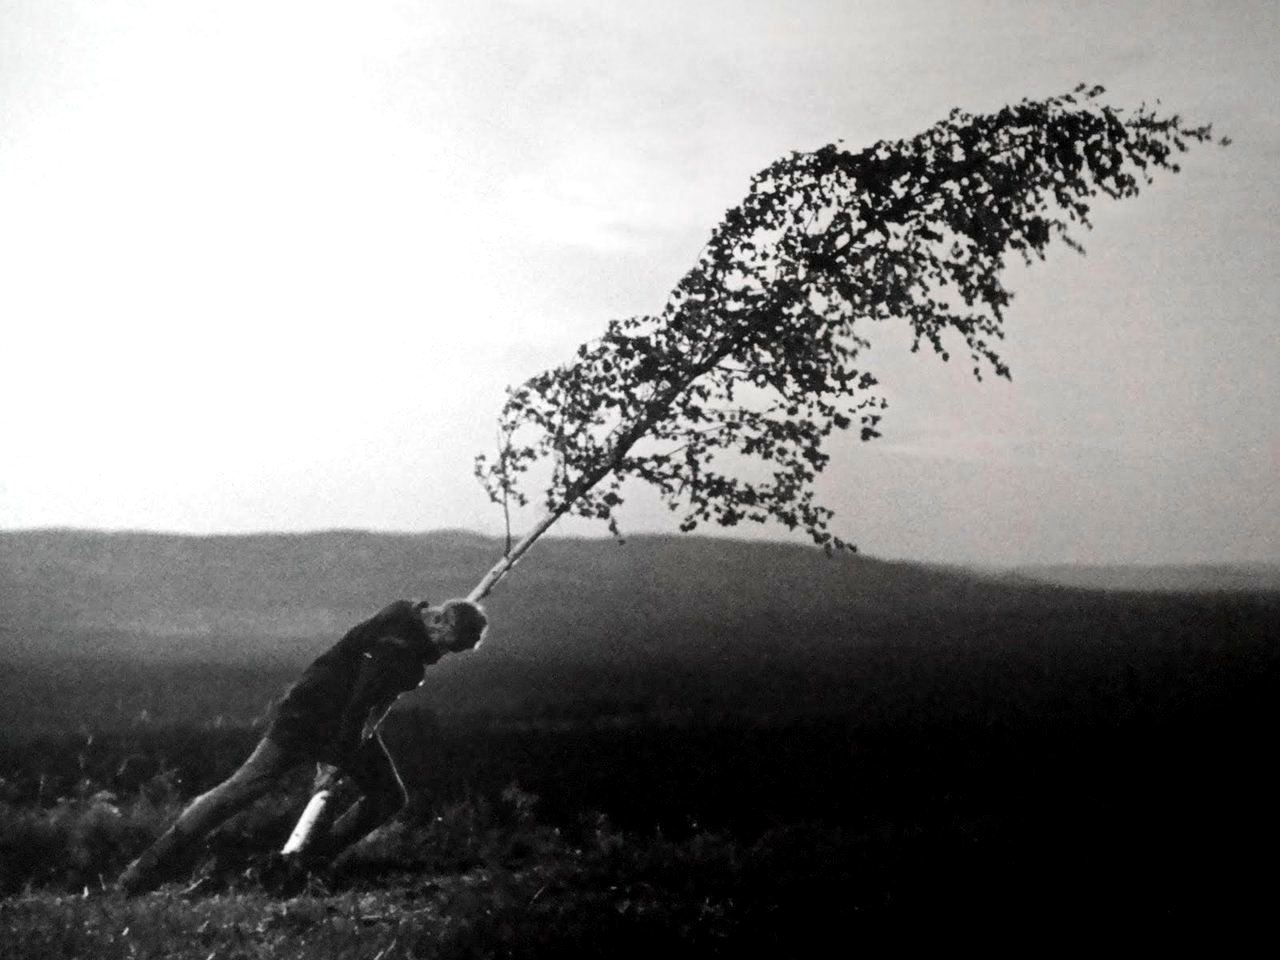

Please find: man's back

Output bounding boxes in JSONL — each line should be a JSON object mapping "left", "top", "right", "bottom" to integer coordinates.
{"left": 269, "top": 600, "right": 437, "bottom": 754}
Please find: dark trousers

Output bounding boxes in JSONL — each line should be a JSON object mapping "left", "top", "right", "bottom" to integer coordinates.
{"left": 118, "top": 732, "right": 407, "bottom": 892}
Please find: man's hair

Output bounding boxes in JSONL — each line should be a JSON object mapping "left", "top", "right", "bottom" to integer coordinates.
{"left": 440, "top": 598, "right": 489, "bottom": 649}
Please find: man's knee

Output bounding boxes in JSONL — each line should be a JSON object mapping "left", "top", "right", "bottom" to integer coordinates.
{"left": 187, "top": 739, "right": 295, "bottom": 815}
{"left": 219, "top": 760, "right": 281, "bottom": 800}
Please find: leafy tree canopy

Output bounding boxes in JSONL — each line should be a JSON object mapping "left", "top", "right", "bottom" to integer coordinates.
{"left": 475, "top": 85, "right": 1222, "bottom": 554}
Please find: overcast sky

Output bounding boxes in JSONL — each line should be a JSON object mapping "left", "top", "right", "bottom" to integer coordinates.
{"left": 2, "top": 0, "right": 1276, "bottom": 565}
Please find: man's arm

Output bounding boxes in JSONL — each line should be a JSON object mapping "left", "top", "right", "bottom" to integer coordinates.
{"left": 333, "top": 645, "right": 421, "bottom": 756}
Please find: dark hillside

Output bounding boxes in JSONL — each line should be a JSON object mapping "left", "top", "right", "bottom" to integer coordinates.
{"left": 0, "top": 528, "right": 1204, "bottom": 664}
{"left": 0, "top": 527, "right": 1066, "bottom": 670}
{"left": 2, "top": 529, "right": 1276, "bottom": 728}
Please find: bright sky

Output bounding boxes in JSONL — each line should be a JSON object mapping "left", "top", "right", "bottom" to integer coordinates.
{"left": 2, "top": 0, "right": 1277, "bottom": 564}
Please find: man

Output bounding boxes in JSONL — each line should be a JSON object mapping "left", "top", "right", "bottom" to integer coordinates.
{"left": 118, "top": 597, "right": 488, "bottom": 895}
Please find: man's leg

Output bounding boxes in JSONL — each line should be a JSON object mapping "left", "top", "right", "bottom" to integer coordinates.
{"left": 296, "top": 732, "right": 408, "bottom": 868}
{"left": 118, "top": 737, "right": 300, "bottom": 894}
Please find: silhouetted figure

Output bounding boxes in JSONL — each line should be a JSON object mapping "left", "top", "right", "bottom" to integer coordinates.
{"left": 118, "top": 598, "right": 487, "bottom": 894}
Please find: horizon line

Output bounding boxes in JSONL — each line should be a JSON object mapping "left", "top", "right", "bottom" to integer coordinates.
{"left": 1, "top": 525, "right": 1277, "bottom": 571}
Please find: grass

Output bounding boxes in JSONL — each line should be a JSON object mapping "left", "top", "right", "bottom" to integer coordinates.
{"left": 2, "top": 692, "right": 1275, "bottom": 956}
{"left": 0, "top": 782, "right": 856, "bottom": 959}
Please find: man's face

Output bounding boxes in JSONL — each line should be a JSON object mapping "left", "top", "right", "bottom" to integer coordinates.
{"left": 422, "top": 606, "right": 475, "bottom": 654}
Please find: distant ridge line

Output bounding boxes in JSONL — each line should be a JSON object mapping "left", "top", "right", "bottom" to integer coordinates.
{"left": 1011, "top": 562, "right": 1280, "bottom": 594}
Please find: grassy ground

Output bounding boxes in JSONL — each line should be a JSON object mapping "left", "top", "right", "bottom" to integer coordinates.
{"left": 0, "top": 787, "right": 894, "bottom": 959}
{"left": 2, "top": 704, "right": 1274, "bottom": 956}
{"left": 3, "top": 801, "right": 1207, "bottom": 959}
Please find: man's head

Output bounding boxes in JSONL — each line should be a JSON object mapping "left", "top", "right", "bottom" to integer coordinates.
{"left": 420, "top": 598, "right": 489, "bottom": 654}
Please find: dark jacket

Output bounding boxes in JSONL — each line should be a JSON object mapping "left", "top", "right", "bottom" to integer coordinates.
{"left": 267, "top": 600, "right": 438, "bottom": 756}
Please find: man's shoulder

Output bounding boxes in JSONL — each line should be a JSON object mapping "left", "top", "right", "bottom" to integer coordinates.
{"left": 329, "top": 600, "right": 419, "bottom": 653}
{"left": 373, "top": 599, "right": 420, "bottom": 622}
{"left": 369, "top": 599, "right": 429, "bottom": 651}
